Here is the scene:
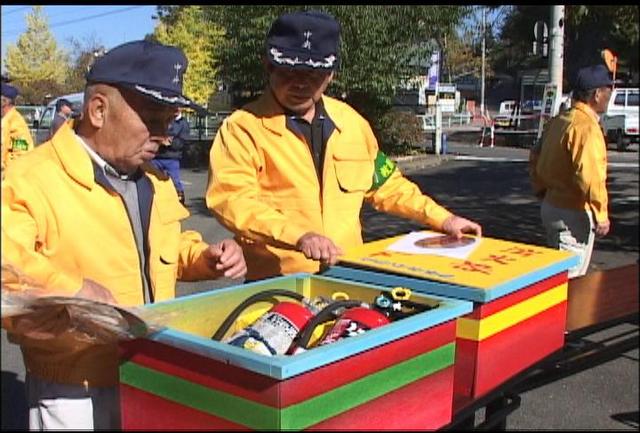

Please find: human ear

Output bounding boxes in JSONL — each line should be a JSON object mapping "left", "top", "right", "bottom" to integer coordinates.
{"left": 86, "top": 93, "right": 108, "bottom": 128}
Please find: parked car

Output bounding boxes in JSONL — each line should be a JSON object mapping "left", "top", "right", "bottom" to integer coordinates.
{"left": 600, "top": 87, "right": 639, "bottom": 151}
{"left": 498, "top": 100, "right": 516, "bottom": 115}
{"left": 33, "top": 92, "right": 84, "bottom": 144}
{"left": 15, "top": 105, "right": 44, "bottom": 128}
{"left": 521, "top": 99, "right": 543, "bottom": 113}
{"left": 494, "top": 100, "right": 518, "bottom": 128}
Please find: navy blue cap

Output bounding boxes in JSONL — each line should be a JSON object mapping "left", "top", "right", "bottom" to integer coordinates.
{"left": 266, "top": 11, "right": 340, "bottom": 70}
{"left": 1, "top": 83, "right": 18, "bottom": 99}
{"left": 56, "top": 98, "right": 73, "bottom": 111}
{"left": 86, "top": 40, "right": 205, "bottom": 112}
{"left": 575, "top": 64, "right": 614, "bottom": 91}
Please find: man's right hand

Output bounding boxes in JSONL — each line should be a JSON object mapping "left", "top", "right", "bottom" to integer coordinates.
{"left": 296, "top": 232, "right": 343, "bottom": 266}
{"left": 75, "top": 279, "right": 118, "bottom": 305}
{"left": 595, "top": 219, "right": 610, "bottom": 237}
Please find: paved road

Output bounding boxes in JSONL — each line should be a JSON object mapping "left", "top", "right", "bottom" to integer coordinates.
{"left": 2, "top": 140, "right": 637, "bottom": 430}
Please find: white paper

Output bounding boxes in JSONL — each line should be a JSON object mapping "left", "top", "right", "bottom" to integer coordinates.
{"left": 385, "top": 231, "right": 481, "bottom": 260}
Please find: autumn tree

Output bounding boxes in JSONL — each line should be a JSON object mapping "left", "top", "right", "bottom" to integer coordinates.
{"left": 4, "top": 6, "right": 69, "bottom": 103}
{"left": 493, "top": 5, "right": 639, "bottom": 87}
{"left": 443, "top": 6, "right": 508, "bottom": 83}
{"left": 153, "top": 5, "right": 224, "bottom": 107}
{"left": 63, "top": 36, "right": 106, "bottom": 94}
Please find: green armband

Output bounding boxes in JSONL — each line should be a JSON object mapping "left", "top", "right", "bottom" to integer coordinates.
{"left": 371, "top": 151, "right": 396, "bottom": 190}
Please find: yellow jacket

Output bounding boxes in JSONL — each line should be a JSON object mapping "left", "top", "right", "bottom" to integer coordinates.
{"left": 207, "top": 92, "right": 452, "bottom": 280}
{"left": 1, "top": 123, "right": 221, "bottom": 386}
{"left": 1, "top": 106, "right": 35, "bottom": 171}
{"left": 533, "top": 102, "right": 609, "bottom": 222}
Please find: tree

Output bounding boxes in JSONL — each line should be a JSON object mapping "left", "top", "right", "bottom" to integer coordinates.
{"left": 197, "top": 6, "right": 468, "bottom": 154}
{"left": 564, "top": 5, "right": 639, "bottom": 82}
{"left": 153, "top": 6, "right": 224, "bottom": 107}
{"left": 63, "top": 36, "right": 106, "bottom": 94}
{"left": 202, "top": 6, "right": 467, "bottom": 120}
{"left": 493, "top": 6, "right": 639, "bottom": 87}
{"left": 444, "top": 6, "right": 508, "bottom": 83}
{"left": 4, "top": 6, "right": 69, "bottom": 103}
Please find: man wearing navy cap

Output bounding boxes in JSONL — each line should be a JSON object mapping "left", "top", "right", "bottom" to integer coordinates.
{"left": 530, "top": 64, "right": 613, "bottom": 278}
{"left": 206, "top": 11, "right": 481, "bottom": 281}
{"left": 1, "top": 82, "right": 34, "bottom": 174}
{"left": 48, "top": 97, "right": 74, "bottom": 139}
{"left": 2, "top": 40, "right": 246, "bottom": 430}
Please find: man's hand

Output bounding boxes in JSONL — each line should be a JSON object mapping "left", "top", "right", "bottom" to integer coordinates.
{"left": 203, "top": 239, "right": 247, "bottom": 279}
{"left": 296, "top": 232, "right": 343, "bottom": 266}
{"left": 75, "top": 279, "right": 118, "bottom": 304}
{"left": 441, "top": 215, "right": 482, "bottom": 239}
{"left": 595, "top": 219, "right": 610, "bottom": 237}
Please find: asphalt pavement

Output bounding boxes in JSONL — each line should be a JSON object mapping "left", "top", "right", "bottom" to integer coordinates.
{"left": 2, "top": 137, "right": 638, "bottom": 430}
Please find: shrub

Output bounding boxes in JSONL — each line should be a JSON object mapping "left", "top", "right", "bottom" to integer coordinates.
{"left": 373, "top": 110, "right": 424, "bottom": 156}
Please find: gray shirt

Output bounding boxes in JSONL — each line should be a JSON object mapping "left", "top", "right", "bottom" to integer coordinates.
{"left": 75, "top": 134, "right": 152, "bottom": 304}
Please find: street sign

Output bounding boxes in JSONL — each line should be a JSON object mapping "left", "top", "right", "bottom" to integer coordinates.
{"left": 536, "top": 82, "right": 560, "bottom": 140}
{"left": 533, "top": 21, "right": 548, "bottom": 57}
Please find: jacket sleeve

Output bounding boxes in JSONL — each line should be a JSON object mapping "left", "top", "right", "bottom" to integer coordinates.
{"left": 367, "top": 169, "right": 453, "bottom": 231}
{"left": 1, "top": 176, "right": 82, "bottom": 295}
{"left": 567, "top": 124, "right": 609, "bottom": 222}
{"left": 362, "top": 126, "right": 453, "bottom": 230}
{"left": 206, "top": 119, "right": 308, "bottom": 248}
{"left": 176, "top": 230, "right": 233, "bottom": 282}
{"left": 528, "top": 139, "right": 546, "bottom": 199}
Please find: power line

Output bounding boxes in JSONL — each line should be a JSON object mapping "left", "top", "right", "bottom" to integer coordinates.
{"left": 1, "top": 6, "right": 31, "bottom": 16}
{"left": 1, "top": 6, "right": 147, "bottom": 37}
{"left": 1, "top": 6, "right": 96, "bottom": 34}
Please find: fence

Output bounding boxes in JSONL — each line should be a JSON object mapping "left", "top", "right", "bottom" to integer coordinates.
{"left": 417, "top": 112, "right": 473, "bottom": 132}
{"left": 184, "top": 111, "right": 231, "bottom": 142}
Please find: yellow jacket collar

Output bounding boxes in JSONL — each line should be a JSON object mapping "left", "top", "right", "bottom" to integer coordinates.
{"left": 573, "top": 101, "right": 600, "bottom": 124}
{"left": 251, "top": 90, "right": 345, "bottom": 135}
{"left": 51, "top": 124, "right": 164, "bottom": 190}
{"left": 51, "top": 123, "right": 97, "bottom": 190}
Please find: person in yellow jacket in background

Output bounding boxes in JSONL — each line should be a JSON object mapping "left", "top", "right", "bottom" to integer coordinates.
{"left": 529, "top": 64, "right": 612, "bottom": 278}
{"left": 1, "top": 82, "right": 34, "bottom": 175}
{"left": 206, "top": 11, "right": 482, "bottom": 281}
{"left": 1, "top": 40, "right": 247, "bottom": 430}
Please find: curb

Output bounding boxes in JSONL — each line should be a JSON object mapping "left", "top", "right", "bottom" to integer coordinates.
{"left": 392, "top": 153, "right": 451, "bottom": 174}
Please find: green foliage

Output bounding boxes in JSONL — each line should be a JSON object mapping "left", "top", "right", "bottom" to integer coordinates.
{"left": 446, "top": 6, "right": 507, "bottom": 83}
{"left": 154, "top": 6, "right": 224, "bottom": 106}
{"left": 373, "top": 110, "right": 425, "bottom": 156}
{"left": 493, "top": 6, "right": 639, "bottom": 85}
{"left": 202, "top": 6, "right": 293, "bottom": 100}
{"left": 157, "top": 6, "right": 467, "bottom": 155}
{"left": 564, "top": 5, "right": 639, "bottom": 77}
{"left": 203, "top": 6, "right": 467, "bottom": 121}
{"left": 4, "top": 6, "right": 69, "bottom": 103}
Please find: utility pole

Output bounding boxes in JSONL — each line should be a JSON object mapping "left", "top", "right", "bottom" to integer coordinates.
{"left": 549, "top": 5, "right": 565, "bottom": 98}
{"left": 480, "top": 6, "right": 486, "bottom": 117}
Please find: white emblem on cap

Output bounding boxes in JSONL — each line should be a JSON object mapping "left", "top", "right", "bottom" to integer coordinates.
{"left": 270, "top": 48, "right": 335, "bottom": 69}
{"left": 303, "top": 30, "right": 312, "bottom": 50}
{"left": 134, "top": 85, "right": 191, "bottom": 106}
{"left": 173, "top": 63, "right": 182, "bottom": 84}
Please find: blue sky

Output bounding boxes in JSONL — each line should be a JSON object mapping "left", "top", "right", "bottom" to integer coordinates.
{"left": 1, "top": 5, "right": 158, "bottom": 71}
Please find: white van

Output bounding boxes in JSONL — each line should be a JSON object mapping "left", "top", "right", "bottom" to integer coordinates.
{"left": 498, "top": 100, "right": 516, "bottom": 115}
{"left": 33, "top": 92, "right": 84, "bottom": 145}
{"left": 600, "top": 87, "right": 639, "bottom": 151}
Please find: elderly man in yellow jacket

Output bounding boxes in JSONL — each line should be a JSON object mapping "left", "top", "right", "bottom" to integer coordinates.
{"left": 1, "top": 40, "right": 246, "bottom": 430}
{"left": 1, "top": 82, "right": 34, "bottom": 174}
{"left": 530, "top": 64, "right": 613, "bottom": 278}
{"left": 207, "top": 11, "right": 482, "bottom": 281}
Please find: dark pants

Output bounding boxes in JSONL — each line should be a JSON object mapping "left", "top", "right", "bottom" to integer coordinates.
{"left": 151, "top": 159, "right": 183, "bottom": 193}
